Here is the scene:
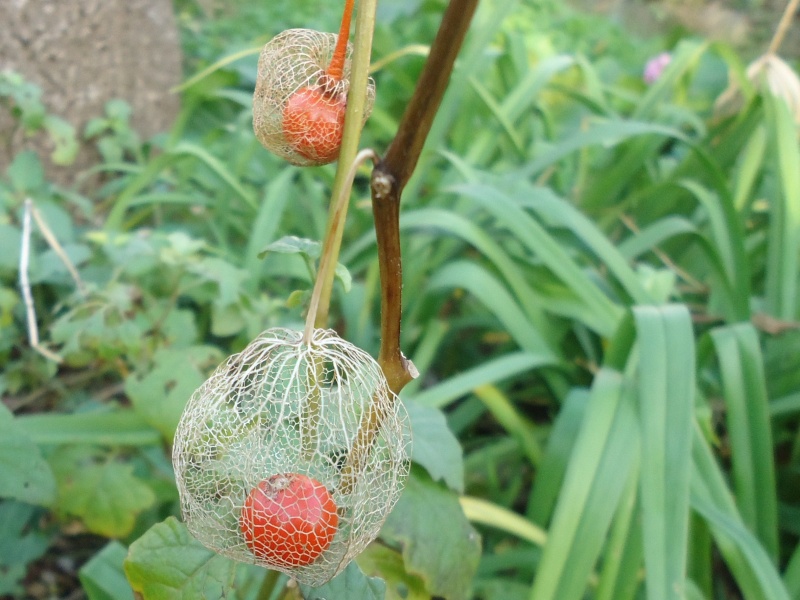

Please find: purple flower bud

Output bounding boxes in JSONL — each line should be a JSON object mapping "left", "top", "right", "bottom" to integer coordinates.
{"left": 644, "top": 52, "right": 672, "bottom": 84}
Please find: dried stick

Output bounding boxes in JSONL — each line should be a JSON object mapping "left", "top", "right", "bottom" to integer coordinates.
{"left": 20, "top": 199, "right": 62, "bottom": 362}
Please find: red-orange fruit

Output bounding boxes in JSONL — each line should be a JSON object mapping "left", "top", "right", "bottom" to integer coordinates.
{"left": 281, "top": 86, "right": 347, "bottom": 164}
{"left": 239, "top": 473, "right": 338, "bottom": 568}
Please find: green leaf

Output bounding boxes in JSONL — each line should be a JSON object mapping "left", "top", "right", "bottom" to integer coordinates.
{"left": 633, "top": 305, "right": 695, "bottom": 600}
{"left": 50, "top": 448, "right": 156, "bottom": 537}
{"left": 125, "top": 345, "right": 221, "bottom": 440}
{"left": 764, "top": 93, "right": 800, "bottom": 320}
{"left": 124, "top": 517, "right": 237, "bottom": 600}
{"left": 260, "top": 235, "right": 353, "bottom": 292}
{"left": 404, "top": 398, "right": 464, "bottom": 493}
{"left": 710, "top": 324, "right": 778, "bottom": 560}
{"left": 0, "top": 501, "right": 50, "bottom": 596}
{"left": 691, "top": 425, "right": 790, "bottom": 599}
{"left": 79, "top": 541, "right": 135, "bottom": 600}
{"left": 356, "top": 544, "right": 429, "bottom": 600}
{"left": 409, "top": 352, "right": 555, "bottom": 409}
{"left": 381, "top": 468, "right": 481, "bottom": 600}
{"left": 0, "top": 403, "right": 56, "bottom": 506}
{"left": 300, "top": 561, "right": 387, "bottom": 600}
{"left": 530, "top": 369, "right": 639, "bottom": 600}
{"left": 7, "top": 150, "right": 44, "bottom": 192}
{"left": 17, "top": 409, "right": 161, "bottom": 446}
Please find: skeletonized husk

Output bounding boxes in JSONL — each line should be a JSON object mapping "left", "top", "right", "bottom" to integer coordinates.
{"left": 172, "top": 327, "right": 410, "bottom": 586}
{"left": 253, "top": 29, "right": 376, "bottom": 166}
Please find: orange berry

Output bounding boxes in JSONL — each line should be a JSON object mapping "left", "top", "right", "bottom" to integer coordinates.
{"left": 281, "top": 87, "right": 347, "bottom": 164}
{"left": 240, "top": 473, "right": 338, "bottom": 568}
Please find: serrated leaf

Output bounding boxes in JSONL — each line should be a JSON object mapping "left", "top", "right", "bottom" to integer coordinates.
{"left": 404, "top": 399, "right": 464, "bottom": 492}
{"left": 125, "top": 345, "right": 221, "bottom": 440}
{"left": 299, "top": 561, "right": 386, "bottom": 600}
{"left": 124, "top": 517, "right": 237, "bottom": 600}
{"left": 357, "top": 544, "right": 428, "bottom": 600}
{"left": 0, "top": 403, "right": 56, "bottom": 506}
{"left": 79, "top": 541, "right": 135, "bottom": 600}
{"left": 51, "top": 449, "right": 156, "bottom": 537}
{"left": 259, "top": 235, "right": 352, "bottom": 292}
{"left": 381, "top": 468, "right": 481, "bottom": 600}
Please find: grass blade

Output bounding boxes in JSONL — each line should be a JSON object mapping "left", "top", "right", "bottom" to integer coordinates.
{"left": 409, "top": 352, "right": 555, "bottom": 409}
{"left": 529, "top": 369, "right": 638, "bottom": 600}
{"left": 764, "top": 93, "right": 800, "bottom": 320}
{"left": 634, "top": 304, "right": 695, "bottom": 600}
{"left": 710, "top": 323, "right": 779, "bottom": 560}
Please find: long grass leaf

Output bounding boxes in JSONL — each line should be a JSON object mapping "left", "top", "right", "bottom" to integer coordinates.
{"left": 634, "top": 305, "right": 694, "bottom": 600}
{"left": 596, "top": 467, "right": 643, "bottom": 600}
{"left": 243, "top": 168, "right": 296, "bottom": 287}
{"left": 474, "top": 384, "right": 543, "bottom": 467}
{"left": 764, "top": 94, "right": 800, "bottom": 320}
{"left": 526, "top": 389, "right": 589, "bottom": 524}
{"left": 401, "top": 208, "right": 554, "bottom": 335}
{"left": 529, "top": 369, "right": 638, "bottom": 600}
{"left": 691, "top": 426, "right": 790, "bottom": 599}
{"left": 409, "top": 352, "right": 554, "bottom": 409}
{"left": 710, "top": 324, "right": 779, "bottom": 560}
{"left": 517, "top": 187, "right": 652, "bottom": 304}
{"left": 428, "top": 260, "right": 558, "bottom": 359}
{"left": 460, "top": 496, "right": 547, "bottom": 547}
{"left": 452, "top": 183, "right": 623, "bottom": 335}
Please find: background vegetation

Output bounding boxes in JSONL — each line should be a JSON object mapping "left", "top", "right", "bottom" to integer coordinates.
{"left": 2, "top": 0, "right": 800, "bottom": 598}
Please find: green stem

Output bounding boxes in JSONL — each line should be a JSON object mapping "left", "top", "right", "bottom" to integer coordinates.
{"left": 312, "top": 0, "right": 378, "bottom": 332}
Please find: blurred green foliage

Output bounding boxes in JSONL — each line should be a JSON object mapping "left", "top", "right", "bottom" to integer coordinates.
{"left": 1, "top": 0, "right": 800, "bottom": 598}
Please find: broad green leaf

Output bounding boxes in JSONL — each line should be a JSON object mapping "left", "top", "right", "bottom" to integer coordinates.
{"left": 0, "top": 225, "right": 22, "bottom": 271}
{"left": 124, "top": 517, "right": 237, "bottom": 600}
{"left": 710, "top": 324, "right": 778, "bottom": 560}
{"left": 259, "top": 235, "right": 352, "bottom": 292}
{"left": 299, "top": 561, "right": 386, "bottom": 600}
{"left": 382, "top": 468, "right": 481, "bottom": 600}
{"left": 8, "top": 150, "right": 45, "bottom": 192}
{"left": 404, "top": 398, "right": 464, "bottom": 493}
{"left": 356, "top": 544, "right": 427, "bottom": 600}
{"left": 0, "top": 403, "right": 56, "bottom": 506}
{"left": 79, "top": 541, "right": 135, "bottom": 600}
{"left": 125, "top": 345, "right": 221, "bottom": 440}
{"left": 51, "top": 448, "right": 156, "bottom": 538}
{"left": 634, "top": 305, "right": 694, "bottom": 600}
{"left": 0, "top": 501, "right": 50, "bottom": 596}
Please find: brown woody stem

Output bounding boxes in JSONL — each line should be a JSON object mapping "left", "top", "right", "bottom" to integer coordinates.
{"left": 339, "top": 0, "right": 479, "bottom": 495}
{"left": 372, "top": 0, "right": 479, "bottom": 393}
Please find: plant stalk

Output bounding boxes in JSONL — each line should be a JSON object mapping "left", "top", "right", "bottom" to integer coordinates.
{"left": 312, "top": 0, "right": 379, "bottom": 333}
{"left": 371, "top": 0, "right": 479, "bottom": 393}
{"left": 767, "top": 0, "right": 799, "bottom": 56}
{"left": 339, "top": 0, "right": 480, "bottom": 495}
